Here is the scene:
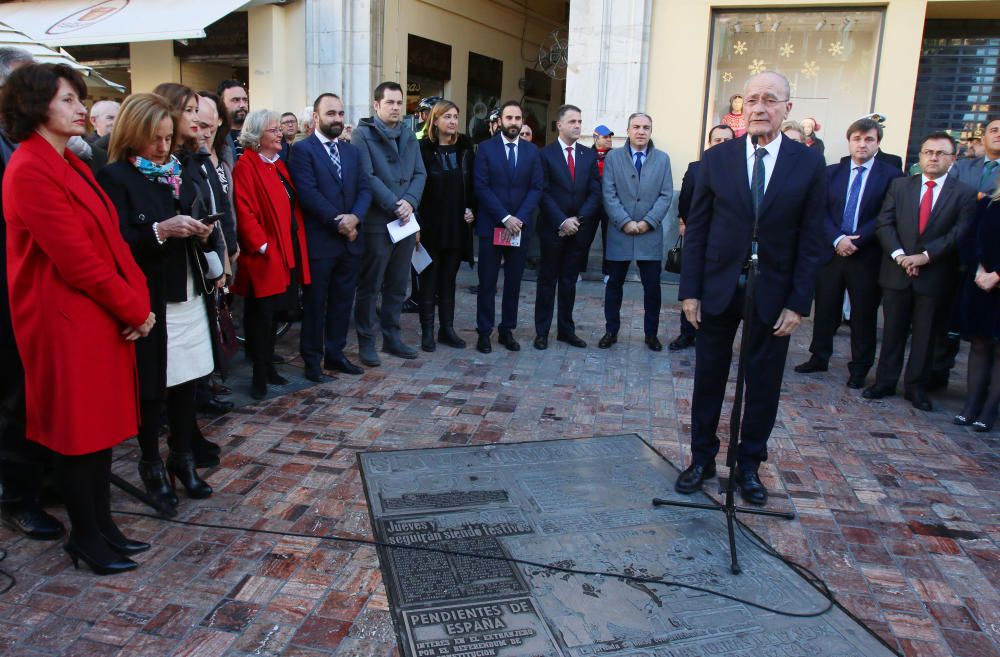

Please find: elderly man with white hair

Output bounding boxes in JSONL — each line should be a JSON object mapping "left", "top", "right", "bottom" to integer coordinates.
{"left": 86, "top": 99, "right": 120, "bottom": 143}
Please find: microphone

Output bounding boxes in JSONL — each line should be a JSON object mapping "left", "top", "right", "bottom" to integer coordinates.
{"left": 751, "top": 134, "right": 759, "bottom": 148}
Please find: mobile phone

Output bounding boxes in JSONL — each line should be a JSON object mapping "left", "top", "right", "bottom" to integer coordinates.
{"left": 202, "top": 213, "right": 224, "bottom": 225}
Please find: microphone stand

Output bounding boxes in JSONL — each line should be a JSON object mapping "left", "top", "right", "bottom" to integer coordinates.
{"left": 653, "top": 134, "right": 794, "bottom": 575}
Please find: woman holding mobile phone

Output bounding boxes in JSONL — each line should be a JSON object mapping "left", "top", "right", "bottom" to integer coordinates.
{"left": 98, "top": 91, "right": 220, "bottom": 514}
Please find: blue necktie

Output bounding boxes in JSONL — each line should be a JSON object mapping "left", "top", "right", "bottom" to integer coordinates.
{"left": 506, "top": 143, "right": 516, "bottom": 178}
{"left": 327, "top": 140, "right": 342, "bottom": 179}
{"left": 634, "top": 151, "right": 645, "bottom": 176}
{"left": 841, "top": 166, "right": 865, "bottom": 235}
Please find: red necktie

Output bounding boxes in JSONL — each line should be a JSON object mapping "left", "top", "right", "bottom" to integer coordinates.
{"left": 919, "top": 180, "right": 936, "bottom": 234}
{"left": 566, "top": 146, "right": 575, "bottom": 181}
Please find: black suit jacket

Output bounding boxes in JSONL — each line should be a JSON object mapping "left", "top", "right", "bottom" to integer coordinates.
{"left": 537, "top": 141, "right": 601, "bottom": 246}
{"left": 821, "top": 158, "right": 903, "bottom": 264}
{"left": 876, "top": 174, "right": 977, "bottom": 295}
{"left": 679, "top": 135, "right": 826, "bottom": 324}
{"left": 677, "top": 160, "right": 699, "bottom": 221}
{"left": 473, "top": 135, "right": 544, "bottom": 237}
{"left": 287, "top": 135, "right": 372, "bottom": 257}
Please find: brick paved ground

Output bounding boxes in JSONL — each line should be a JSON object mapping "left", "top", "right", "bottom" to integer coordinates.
{"left": 0, "top": 270, "right": 997, "bottom": 657}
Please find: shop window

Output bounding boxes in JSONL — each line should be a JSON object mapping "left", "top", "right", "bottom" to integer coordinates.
{"left": 467, "top": 52, "right": 503, "bottom": 144}
{"left": 407, "top": 34, "right": 451, "bottom": 117}
{"left": 705, "top": 9, "right": 885, "bottom": 163}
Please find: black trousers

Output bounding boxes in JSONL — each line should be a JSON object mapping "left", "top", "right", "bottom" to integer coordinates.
{"left": 577, "top": 209, "right": 609, "bottom": 275}
{"left": 535, "top": 237, "right": 582, "bottom": 337}
{"left": 0, "top": 344, "right": 46, "bottom": 504}
{"left": 690, "top": 289, "right": 791, "bottom": 469}
{"left": 477, "top": 237, "right": 526, "bottom": 335}
{"left": 244, "top": 293, "right": 284, "bottom": 384}
{"left": 679, "top": 312, "right": 697, "bottom": 338}
{"left": 418, "top": 247, "right": 462, "bottom": 328}
{"left": 301, "top": 253, "right": 360, "bottom": 369}
{"left": 875, "top": 287, "right": 945, "bottom": 390}
{"left": 809, "top": 251, "right": 881, "bottom": 376}
{"left": 604, "top": 260, "right": 662, "bottom": 337}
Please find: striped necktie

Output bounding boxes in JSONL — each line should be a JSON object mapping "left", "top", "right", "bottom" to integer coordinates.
{"left": 327, "top": 140, "right": 342, "bottom": 179}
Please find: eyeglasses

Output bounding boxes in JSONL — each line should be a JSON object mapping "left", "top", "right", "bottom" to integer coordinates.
{"left": 263, "top": 127, "right": 282, "bottom": 135}
{"left": 744, "top": 96, "right": 789, "bottom": 108}
{"left": 280, "top": 119, "right": 297, "bottom": 126}
{"left": 919, "top": 149, "right": 954, "bottom": 158}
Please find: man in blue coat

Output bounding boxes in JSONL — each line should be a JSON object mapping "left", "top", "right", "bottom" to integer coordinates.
{"left": 677, "top": 72, "right": 826, "bottom": 506}
{"left": 288, "top": 93, "right": 372, "bottom": 381}
{"left": 473, "top": 100, "right": 544, "bottom": 353}
{"left": 534, "top": 104, "right": 601, "bottom": 349}
{"left": 794, "top": 118, "right": 903, "bottom": 388}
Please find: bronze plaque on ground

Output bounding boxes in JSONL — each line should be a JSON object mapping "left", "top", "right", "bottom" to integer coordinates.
{"left": 358, "top": 434, "right": 898, "bottom": 657}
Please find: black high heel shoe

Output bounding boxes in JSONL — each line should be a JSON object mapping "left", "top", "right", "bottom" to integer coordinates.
{"left": 64, "top": 540, "right": 137, "bottom": 576}
{"left": 953, "top": 414, "right": 973, "bottom": 426}
{"left": 972, "top": 420, "right": 994, "bottom": 432}
{"left": 138, "top": 459, "right": 178, "bottom": 516}
{"left": 166, "top": 452, "right": 213, "bottom": 499}
{"left": 102, "top": 532, "right": 151, "bottom": 556}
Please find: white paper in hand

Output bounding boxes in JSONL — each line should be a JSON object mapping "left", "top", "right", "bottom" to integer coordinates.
{"left": 411, "top": 243, "right": 432, "bottom": 274}
{"left": 387, "top": 213, "right": 420, "bottom": 243}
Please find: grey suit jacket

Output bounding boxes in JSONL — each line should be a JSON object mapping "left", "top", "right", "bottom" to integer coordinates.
{"left": 352, "top": 118, "right": 427, "bottom": 234}
{"left": 875, "top": 174, "right": 977, "bottom": 295}
{"left": 953, "top": 156, "right": 999, "bottom": 195}
{"left": 602, "top": 143, "right": 673, "bottom": 261}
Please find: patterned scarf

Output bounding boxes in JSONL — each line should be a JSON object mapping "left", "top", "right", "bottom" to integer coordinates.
{"left": 131, "top": 155, "right": 182, "bottom": 198}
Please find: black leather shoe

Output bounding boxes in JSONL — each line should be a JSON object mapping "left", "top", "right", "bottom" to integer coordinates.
{"left": 103, "top": 533, "right": 151, "bottom": 556}
{"left": 598, "top": 332, "right": 617, "bottom": 349}
{"left": 557, "top": 333, "right": 587, "bottom": 348}
{"left": 325, "top": 356, "right": 363, "bottom": 375}
{"left": 0, "top": 503, "right": 65, "bottom": 541}
{"left": 267, "top": 368, "right": 289, "bottom": 386}
{"left": 734, "top": 466, "right": 768, "bottom": 506}
{"left": 645, "top": 336, "right": 663, "bottom": 352}
{"left": 198, "top": 397, "right": 234, "bottom": 416}
{"left": 498, "top": 332, "right": 520, "bottom": 351}
{"left": 862, "top": 383, "right": 895, "bottom": 399}
{"left": 674, "top": 462, "right": 717, "bottom": 494}
{"left": 437, "top": 327, "right": 466, "bottom": 349}
{"left": 794, "top": 356, "right": 828, "bottom": 373}
{"left": 304, "top": 368, "right": 330, "bottom": 383}
{"left": 533, "top": 335, "right": 548, "bottom": 350}
{"left": 668, "top": 334, "right": 695, "bottom": 351}
{"left": 477, "top": 334, "right": 492, "bottom": 354}
{"left": 846, "top": 375, "right": 866, "bottom": 389}
{"left": 904, "top": 387, "right": 933, "bottom": 411}
{"left": 383, "top": 341, "right": 419, "bottom": 359}
{"left": 953, "top": 414, "right": 973, "bottom": 426}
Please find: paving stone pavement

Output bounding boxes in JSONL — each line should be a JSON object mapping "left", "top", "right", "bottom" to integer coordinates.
{"left": 0, "top": 269, "right": 997, "bottom": 657}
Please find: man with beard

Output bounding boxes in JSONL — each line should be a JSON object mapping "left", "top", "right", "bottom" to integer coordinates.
{"left": 288, "top": 93, "right": 372, "bottom": 380}
{"left": 218, "top": 79, "right": 249, "bottom": 159}
{"left": 473, "top": 100, "right": 544, "bottom": 352}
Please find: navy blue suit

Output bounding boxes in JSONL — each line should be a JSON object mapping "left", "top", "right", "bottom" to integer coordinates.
{"left": 680, "top": 134, "right": 826, "bottom": 469}
{"left": 473, "top": 135, "right": 544, "bottom": 335}
{"left": 287, "top": 135, "right": 372, "bottom": 370}
{"left": 535, "top": 141, "right": 601, "bottom": 337}
{"left": 807, "top": 157, "right": 902, "bottom": 377}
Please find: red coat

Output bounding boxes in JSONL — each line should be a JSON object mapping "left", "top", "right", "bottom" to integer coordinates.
{"left": 3, "top": 134, "right": 150, "bottom": 455}
{"left": 231, "top": 153, "right": 310, "bottom": 298}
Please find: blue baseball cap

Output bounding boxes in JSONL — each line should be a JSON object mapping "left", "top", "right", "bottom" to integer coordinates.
{"left": 593, "top": 124, "right": 614, "bottom": 137}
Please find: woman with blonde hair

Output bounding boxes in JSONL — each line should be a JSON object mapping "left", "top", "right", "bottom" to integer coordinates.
{"left": 417, "top": 100, "right": 476, "bottom": 351}
{"left": 231, "top": 109, "right": 310, "bottom": 399}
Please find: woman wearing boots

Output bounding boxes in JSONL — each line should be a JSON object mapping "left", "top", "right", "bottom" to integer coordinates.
{"left": 1, "top": 63, "right": 154, "bottom": 574}
{"left": 232, "top": 109, "right": 310, "bottom": 399}
{"left": 955, "top": 191, "right": 1000, "bottom": 431}
{"left": 417, "top": 100, "right": 476, "bottom": 351}
{"left": 98, "top": 91, "right": 220, "bottom": 514}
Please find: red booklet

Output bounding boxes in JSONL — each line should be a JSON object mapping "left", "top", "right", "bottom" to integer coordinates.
{"left": 493, "top": 227, "right": 522, "bottom": 247}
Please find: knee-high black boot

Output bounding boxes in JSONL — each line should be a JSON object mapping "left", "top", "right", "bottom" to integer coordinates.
{"left": 165, "top": 381, "right": 212, "bottom": 499}
{"left": 137, "top": 399, "right": 178, "bottom": 515}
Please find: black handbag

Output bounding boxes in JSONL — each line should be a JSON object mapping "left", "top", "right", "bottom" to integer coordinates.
{"left": 665, "top": 235, "right": 683, "bottom": 273}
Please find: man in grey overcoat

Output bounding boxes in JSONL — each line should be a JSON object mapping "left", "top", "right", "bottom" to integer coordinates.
{"left": 599, "top": 112, "right": 673, "bottom": 351}
{"left": 352, "top": 81, "right": 427, "bottom": 366}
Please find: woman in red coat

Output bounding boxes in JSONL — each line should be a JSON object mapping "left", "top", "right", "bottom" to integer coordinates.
{"left": 231, "top": 109, "right": 310, "bottom": 399}
{"left": 1, "top": 64, "right": 155, "bottom": 575}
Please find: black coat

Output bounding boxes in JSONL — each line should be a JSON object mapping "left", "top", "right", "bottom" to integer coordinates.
{"left": 960, "top": 198, "right": 1000, "bottom": 339}
{"left": 0, "top": 128, "right": 16, "bottom": 349}
{"left": 418, "top": 134, "right": 476, "bottom": 265}
{"left": 98, "top": 161, "right": 222, "bottom": 399}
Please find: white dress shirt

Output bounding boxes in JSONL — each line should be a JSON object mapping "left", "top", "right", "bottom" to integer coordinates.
{"left": 744, "top": 132, "right": 782, "bottom": 195}
{"left": 834, "top": 156, "right": 875, "bottom": 247}
{"left": 889, "top": 171, "right": 948, "bottom": 261}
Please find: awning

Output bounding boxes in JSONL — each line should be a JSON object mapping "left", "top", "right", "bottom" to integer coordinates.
{"left": 0, "top": 21, "right": 125, "bottom": 92}
{"left": 0, "top": 0, "right": 249, "bottom": 47}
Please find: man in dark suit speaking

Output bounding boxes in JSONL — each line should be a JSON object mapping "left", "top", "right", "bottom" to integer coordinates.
{"left": 676, "top": 72, "right": 826, "bottom": 506}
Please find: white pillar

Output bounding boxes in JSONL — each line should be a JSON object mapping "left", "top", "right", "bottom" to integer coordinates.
{"left": 304, "top": 0, "right": 382, "bottom": 127}
{"left": 566, "top": 0, "right": 652, "bottom": 141}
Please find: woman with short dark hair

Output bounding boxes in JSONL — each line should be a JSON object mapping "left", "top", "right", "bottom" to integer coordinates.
{"left": 1, "top": 63, "right": 154, "bottom": 574}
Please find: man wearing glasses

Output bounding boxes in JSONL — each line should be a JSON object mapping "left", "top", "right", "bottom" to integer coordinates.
{"left": 676, "top": 71, "right": 826, "bottom": 507}
{"left": 278, "top": 112, "right": 299, "bottom": 163}
{"left": 863, "top": 133, "right": 977, "bottom": 411}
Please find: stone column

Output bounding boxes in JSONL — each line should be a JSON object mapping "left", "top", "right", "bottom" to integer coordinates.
{"left": 129, "top": 41, "right": 180, "bottom": 93}
{"left": 304, "top": 0, "right": 383, "bottom": 127}
{"left": 566, "top": 0, "right": 652, "bottom": 141}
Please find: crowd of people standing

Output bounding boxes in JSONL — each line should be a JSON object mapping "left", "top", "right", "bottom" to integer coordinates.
{"left": 1, "top": 43, "right": 998, "bottom": 575}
